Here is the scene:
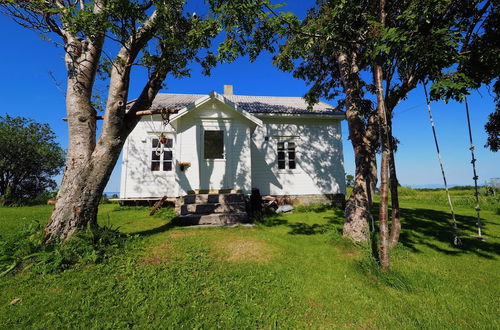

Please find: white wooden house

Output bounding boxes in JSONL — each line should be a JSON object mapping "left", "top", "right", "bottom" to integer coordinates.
{"left": 119, "top": 85, "right": 346, "bottom": 206}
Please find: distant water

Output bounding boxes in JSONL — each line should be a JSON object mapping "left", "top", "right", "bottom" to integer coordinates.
{"left": 407, "top": 184, "right": 483, "bottom": 189}
{"left": 103, "top": 191, "right": 120, "bottom": 197}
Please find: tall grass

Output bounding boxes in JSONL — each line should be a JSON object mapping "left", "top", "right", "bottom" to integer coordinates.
{"left": 346, "top": 186, "right": 498, "bottom": 212}
{"left": 397, "top": 186, "right": 499, "bottom": 211}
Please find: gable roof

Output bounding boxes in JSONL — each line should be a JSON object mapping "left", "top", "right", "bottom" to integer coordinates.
{"left": 145, "top": 92, "right": 343, "bottom": 116}
{"left": 168, "top": 92, "right": 263, "bottom": 126}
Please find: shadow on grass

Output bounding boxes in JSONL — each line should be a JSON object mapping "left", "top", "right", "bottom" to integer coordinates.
{"left": 260, "top": 208, "right": 345, "bottom": 235}
{"left": 262, "top": 204, "right": 499, "bottom": 259}
{"left": 130, "top": 222, "right": 177, "bottom": 237}
{"left": 391, "top": 205, "right": 500, "bottom": 259}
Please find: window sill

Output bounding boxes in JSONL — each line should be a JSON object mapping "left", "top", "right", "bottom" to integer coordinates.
{"left": 277, "top": 169, "right": 301, "bottom": 174}
{"left": 204, "top": 159, "right": 226, "bottom": 162}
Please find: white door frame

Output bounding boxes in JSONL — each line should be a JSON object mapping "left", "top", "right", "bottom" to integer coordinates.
{"left": 198, "top": 119, "right": 232, "bottom": 190}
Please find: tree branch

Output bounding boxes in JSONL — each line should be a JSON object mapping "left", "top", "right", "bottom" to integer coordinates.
{"left": 125, "top": 62, "right": 171, "bottom": 121}
{"left": 461, "top": 0, "right": 491, "bottom": 53}
{"left": 100, "top": 9, "right": 160, "bottom": 139}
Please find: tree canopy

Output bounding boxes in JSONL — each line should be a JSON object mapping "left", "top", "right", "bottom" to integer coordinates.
{"left": 267, "top": 0, "right": 498, "bottom": 267}
{"left": 0, "top": 0, "right": 284, "bottom": 240}
{"left": 0, "top": 115, "right": 65, "bottom": 204}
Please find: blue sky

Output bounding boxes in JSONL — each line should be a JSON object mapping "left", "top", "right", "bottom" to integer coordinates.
{"left": 0, "top": 4, "right": 498, "bottom": 193}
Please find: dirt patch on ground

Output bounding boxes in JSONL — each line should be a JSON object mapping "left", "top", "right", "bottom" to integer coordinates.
{"left": 168, "top": 231, "right": 197, "bottom": 238}
{"left": 138, "top": 241, "right": 178, "bottom": 265}
{"left": 214, "top": 237, "right": 276, "bottom": 263}
{"left": 336, "top": 248, "right": 360, "bottom": 259}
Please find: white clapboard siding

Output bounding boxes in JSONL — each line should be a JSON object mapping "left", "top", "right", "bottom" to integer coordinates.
{"left": 120, "top": 98, "right": 256, "bottom": 198}
{"left": 120, "top": 96, "right": 345, "bottom": 199}
{"left": 251, "top": 117, "right": 345, "bottom": 196}
{"left": 119, "top": 119, "right": 177, "bottom": 199}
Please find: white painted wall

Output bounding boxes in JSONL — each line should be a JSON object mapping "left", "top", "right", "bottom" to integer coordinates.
{"left": 119, "top": 117, "right": 178, "bottom": 199}
{"left": 250, "top": 117, "right": 345, "bottom": 196}
{"left": 173, "top": 99, "right": 254, "bottom": 195}
{"left": 120, "top": 98, "right": 255, "bottom": 198}
{"left": 119, "top": 98, "right": 345, "bottom": 199}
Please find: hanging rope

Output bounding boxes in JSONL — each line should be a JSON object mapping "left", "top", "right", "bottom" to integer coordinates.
{"left": 145, "top": 109, "right": 172, "bottom": 156}
{"left": 465, "top": 97, "right": 484, "bottom": 238}
{"left": 160, "top": 108, "right": 170, "bottom": 126}
{"left": 423, "top": 83, "right": 461, "bottom": 246}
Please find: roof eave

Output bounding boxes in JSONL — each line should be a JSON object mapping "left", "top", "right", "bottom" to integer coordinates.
{"left": 252, "top": 112, "right": 346, "bottom": 120}
{"left": 168, "top": 92, "right": 263, "bottom": 127}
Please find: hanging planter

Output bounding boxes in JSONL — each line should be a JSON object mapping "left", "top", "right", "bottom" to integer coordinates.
{"left": 179, "top": 161, "right": 191, "bottom": 171}
{"left": 159, "top": 133, "right": 168, "bottom": 145}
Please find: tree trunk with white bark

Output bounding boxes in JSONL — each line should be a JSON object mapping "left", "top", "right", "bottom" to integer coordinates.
{"left": 374, "top": 0, "right": 390, "bottom": 270}
{"left": 338, "top": 52, "right": 378, "bottom": 243}
{"left": 45, "top": 11, "right": 162, "bottom": 241}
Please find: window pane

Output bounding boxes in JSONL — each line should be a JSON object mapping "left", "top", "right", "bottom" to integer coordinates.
{"left": 278, "top": 151, "right": 285, "bottom": 160}
{"left": 289, "top": 160, "right": 296, "bottom": 169}
{"left": 152, "top": 151, "right": 160, "bottom": 161}
{"left": 288, "top": 142, "right": 295, "bottom": 149}
{"left": 164, "top": 139, "right": 173, "bottom": 148}
{"left": 151, "top": 162, "right": 160, "bottom": 171}
{"left": 164, "top": 150, "right": 173, "bottom": 161}
{"left": 152, "top": 138, "right": 159, "bottom": 148}
{"left": 278, "top": 160, "right": 286, "bottom": 169}
{"left": 204, "top": 130, "right": 224, "bottom": 159}
{"left": 163, "top": 161, "right": 172, "bottom": 171}
{"left": 288, "top": 151, "right": 295, "bottom": 160}
{"left": 278, "top": 142, "right": 285, "bottom": 150}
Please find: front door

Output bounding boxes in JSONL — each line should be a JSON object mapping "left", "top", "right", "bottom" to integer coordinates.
{"left": 199, "top": 121, "right": 231, "bottom": 190}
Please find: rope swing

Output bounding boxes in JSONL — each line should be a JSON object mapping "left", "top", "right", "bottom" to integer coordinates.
{"left": 423, "top": 83, "right": 461, "bottom": 246}
{"left": 464, "top": 98, "right": 485, "bottom": 239}
{"left": 145, "top": 108, "right": 172, "bottom": 156}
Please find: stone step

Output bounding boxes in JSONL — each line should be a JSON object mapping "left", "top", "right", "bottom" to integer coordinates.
{"left": 179, "top": 202, "right": 246, "bottom": 215}
{"left": 173, "top": 212, "right": 249, "bottom": 226}
{"left": 181, "top": 193, "right": 245, "bottom": 205}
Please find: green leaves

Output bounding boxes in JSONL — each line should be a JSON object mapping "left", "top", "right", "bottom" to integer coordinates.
{"left": 429, "top": 72, "right": 476, "bottom": 102}
{"left": 0, "top": 115, "right": 65, "bottom": 204}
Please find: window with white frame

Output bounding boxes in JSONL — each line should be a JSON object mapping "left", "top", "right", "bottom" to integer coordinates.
{"left": 204, "top": 130, "right": 224, "bottom": 159}
{"left": 151, "top": 137, "right": 173, "bottom": 171}
{"left": 277, "top": 140, "right": 296, "bottom": 170}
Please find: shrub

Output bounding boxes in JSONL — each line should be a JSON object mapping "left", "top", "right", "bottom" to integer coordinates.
{"left": 0, "top": 221, "right": 131, "bottom": 277}
{"left": 295, "top": 203, "right": 331, "bottom": 213}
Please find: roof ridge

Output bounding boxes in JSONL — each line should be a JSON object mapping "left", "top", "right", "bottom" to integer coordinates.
{"left": 155, "top": 93, "right": 206, "bottom": 96}
{"left": 156, "top": 92, "right": 322, "bottom": 100}
{"left": 155, "top": 92, "right": 335, "bottom": 106}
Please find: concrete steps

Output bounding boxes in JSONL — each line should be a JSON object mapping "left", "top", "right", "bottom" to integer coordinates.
{"left": 174, "top": 193, "right": 249, "bottom": 226}
{"left": 172, "top": 212, "right": 249, "bottom": 226}
{"left": 181, "top": 193, "right": 245, "bottom": 205}
{"left": 179, "top": 202, "right": 246, "bottom": 215}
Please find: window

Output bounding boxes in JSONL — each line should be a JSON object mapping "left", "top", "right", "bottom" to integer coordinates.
{"left": 204, "top": 130, "right": 224, "bottom": 159}
{"left": 277, "top": 141, "right": 296, "bottom": 170}
{"left": 151, "top": 137, "right": 173, "bottom": 171}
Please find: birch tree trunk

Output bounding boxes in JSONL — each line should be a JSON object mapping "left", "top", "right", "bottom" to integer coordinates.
{"left": 374, "top": 65, "right": 390, "bottom": 269}
{"left": 387, "top": 116, "right": 401, "bottom": 247}
{"left": 374, "top": 0, "right": 390, "bottom": 270}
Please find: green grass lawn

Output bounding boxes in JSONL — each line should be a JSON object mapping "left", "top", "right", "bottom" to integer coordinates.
{"left": 0, "top": 196, "right": 499, "bottom": 328}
